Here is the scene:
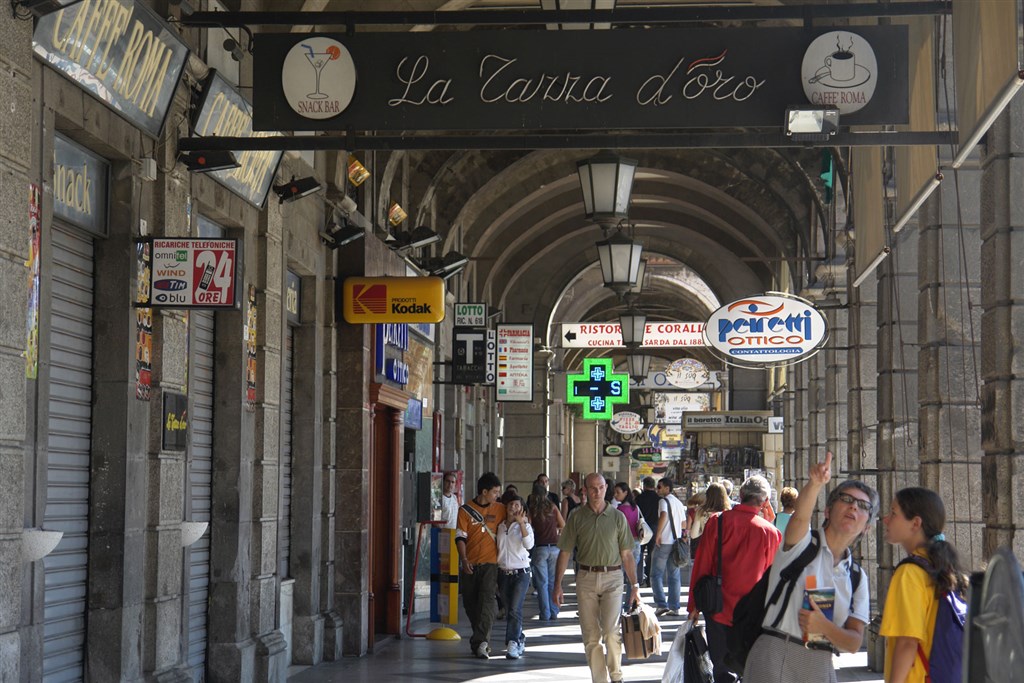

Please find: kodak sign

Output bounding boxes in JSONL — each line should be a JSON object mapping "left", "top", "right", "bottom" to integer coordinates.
{"left": 342, "top": 276, "right": 446, "bottom": 324}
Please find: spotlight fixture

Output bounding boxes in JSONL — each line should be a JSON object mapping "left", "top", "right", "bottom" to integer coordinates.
{"left": 13, "top": 0, "right": 84, "bottom": 18}
{"left": 419, "top": 251, "right": 469, "bottom": 278}
{"left": 785, "top": 106, "right": 839, "bottom": 143}
{"left": 273, "top": 176, "right": 321, "bottom": 204}
{"left": 392, "top": 225, "right": 441, "bottom": 252}
{"left": 179, "top": 149, "right": 239, "bottom": 173}
{"left": 223, "top": 38, "right": 244, "bottom": 62}
{"left": 319, "top": 218, "right": 364, "bottom": 250}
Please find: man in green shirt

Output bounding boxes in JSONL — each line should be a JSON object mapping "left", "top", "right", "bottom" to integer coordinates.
{"left": 554, "top": 473, "right": 640, "bottom": 683}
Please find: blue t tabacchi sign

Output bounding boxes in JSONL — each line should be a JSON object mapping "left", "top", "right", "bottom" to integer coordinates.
{"left": 566, "top": 358, "right": 630, "bottom": 421}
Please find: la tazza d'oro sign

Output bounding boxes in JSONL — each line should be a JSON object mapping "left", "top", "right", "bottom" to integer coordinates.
{"left": 342, "top": 276, "right": 445, "bottom": 324}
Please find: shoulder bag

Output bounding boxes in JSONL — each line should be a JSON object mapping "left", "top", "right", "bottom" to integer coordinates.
{"left": 636, "top": 509, "right": 654, "bottom": 546}
{"left": 665, "top": 497, "right": 691, "bottom": 568}
{"left": 692, "top": 514, "right": 723, "bottom": 615}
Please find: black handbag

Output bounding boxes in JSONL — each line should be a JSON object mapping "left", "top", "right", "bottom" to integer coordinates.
{"left": 684, "top": 623, "right": 715, "bottom": 683}
{"left": 665, "top": 497, "right": 690, "bottom": 568}
{"left": 692, "top": 514, "right": 723, "bottom": 615}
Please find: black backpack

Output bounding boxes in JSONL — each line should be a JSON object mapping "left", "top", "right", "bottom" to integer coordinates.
{"left": 725, "top": 530, "right": 862, "bottom": 676}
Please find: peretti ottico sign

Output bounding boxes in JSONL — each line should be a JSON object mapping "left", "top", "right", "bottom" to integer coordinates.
{"left": 704, "top": 293, "right": 828, "bottom": 367}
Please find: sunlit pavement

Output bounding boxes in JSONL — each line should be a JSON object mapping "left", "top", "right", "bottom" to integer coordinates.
{"left": 288, "top": 569, "right": 883, "bottom": 682}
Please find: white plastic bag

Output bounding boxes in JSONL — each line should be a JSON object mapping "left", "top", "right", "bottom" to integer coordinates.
{"left": 661, "top": 618, "right": 691, "bottom": 683}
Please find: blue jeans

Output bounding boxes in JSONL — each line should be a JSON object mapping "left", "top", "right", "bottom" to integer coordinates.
{"left": 531, "top": 545, "right": 560, "bottom": 619}
{"left": 651, "top": 543, "right": 681, "bottom": 611}
{"left": 622, "top": 541, "right": 641, "bottom": 610}
{"left": 501, "top": 568, "right": 531, "bottom": 646}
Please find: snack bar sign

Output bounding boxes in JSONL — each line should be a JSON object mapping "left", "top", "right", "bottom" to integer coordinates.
{"left": 149, "top": 238, "right": 238, "bottom": 308}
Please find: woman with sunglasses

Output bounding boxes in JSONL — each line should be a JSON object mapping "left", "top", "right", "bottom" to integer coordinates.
{"left": 744, "top": 452, "right": 879, "bottom": 683}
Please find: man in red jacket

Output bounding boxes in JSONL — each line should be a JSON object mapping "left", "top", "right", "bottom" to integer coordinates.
{"left": 687, "top": 475, "right": 781, "bottom": 683}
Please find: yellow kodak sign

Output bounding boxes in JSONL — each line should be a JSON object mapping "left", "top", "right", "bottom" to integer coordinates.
{"left": 342, "top": 277, "right": 446, "bottom": 324}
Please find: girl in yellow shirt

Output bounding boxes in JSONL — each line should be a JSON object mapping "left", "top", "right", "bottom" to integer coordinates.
{"left": 880, "top": 487, "right": 969, "bottom": 683}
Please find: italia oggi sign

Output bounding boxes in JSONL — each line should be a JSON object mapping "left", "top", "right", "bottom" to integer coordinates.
{"left": 703, "top": 293, "right": 828, "bottom": 368}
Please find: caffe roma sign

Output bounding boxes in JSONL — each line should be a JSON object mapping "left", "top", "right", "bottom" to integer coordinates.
{"left": 253, "top": 25, "right": 907, "bottom": 132}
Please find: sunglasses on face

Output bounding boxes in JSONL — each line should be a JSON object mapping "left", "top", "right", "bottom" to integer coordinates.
{"left": 836, "top": 492, "right": 872, "bottom": 513}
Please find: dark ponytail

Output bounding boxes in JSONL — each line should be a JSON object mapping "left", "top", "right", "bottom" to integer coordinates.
{"left": 895, "top": 487, "right": 969, "bottom": 598}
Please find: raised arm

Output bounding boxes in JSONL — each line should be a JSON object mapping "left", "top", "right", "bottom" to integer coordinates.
{"left": 784, "top": 451, "right": 832, "bottom": 550}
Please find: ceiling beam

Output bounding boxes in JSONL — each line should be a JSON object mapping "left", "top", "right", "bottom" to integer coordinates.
{"left": 181, "top": 3, "right": 952, "bottom": 28}
{"left": 178, "top": 131, "right": 954, "bottom": 152}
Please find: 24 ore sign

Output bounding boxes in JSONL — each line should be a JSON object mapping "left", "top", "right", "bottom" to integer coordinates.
{"left": 147, "top": 238, "right": 238, "bottom": 308}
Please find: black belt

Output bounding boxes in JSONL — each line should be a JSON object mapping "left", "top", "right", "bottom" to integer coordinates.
{"left": 535, "top": 543, "right": 557, "bottom": 547}
{"left": 502, "top": 567, "right": 531, "bottom": 575}
{"left": 578, "top": 564, "right": 621, "bottom": 573}
{"left": 761, "top": 628, "right": 838, "bottom": 654}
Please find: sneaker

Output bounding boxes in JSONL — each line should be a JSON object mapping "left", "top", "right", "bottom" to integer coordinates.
{"left": 475, "top": 641, "right": 490, "bottom": 659}
{"left": 666, "top": 609, "right": 680, "bottom": 616}
{"left": 655, "top": 607, "right": 670, "bottom": 616}
{"left": 506, "top": 640, "right": 520, "bottom": 659}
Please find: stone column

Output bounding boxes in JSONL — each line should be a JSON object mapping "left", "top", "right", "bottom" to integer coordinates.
{"left": 979, "top": 95, "right": 1024, "bottom": 560}
{"left": 874, "top": 221, "right": 920, "bottom": 605}
{"left": 917, "top": 172, "right": 984, "bottom": 571}
{"left": 572, "top": 416, "right": 599, "bottom": 476}
{"left": 502, "top": 348, "right": 552, "bottom": 484}
{"left": 290, "top": 275, "right": 325, "bottom": 666}
{"left": 825, "top": 307, "right": 850, "bottom": 469}
{"left": 791, "top": 361, "right": 809, "bottom": 487}
{"left": 251, "top": 210, "right": 287, "bottom": 681}
{"left": 319, "top": 276, "right": 343, "bottom": 661}
{"left": 206, "top": 231, "right": 258, "bottom": 682}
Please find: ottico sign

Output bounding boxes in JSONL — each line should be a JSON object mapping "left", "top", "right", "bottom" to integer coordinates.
{"left": 704, "top": 293, "right": 828, "bottom": 367}
{"left": 342, "top": 277, "right": 445, "bottom": 324}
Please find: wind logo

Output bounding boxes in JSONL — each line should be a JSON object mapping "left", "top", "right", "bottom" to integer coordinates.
{"left": 352, "top": 284, "right": 387, "bottom": 314}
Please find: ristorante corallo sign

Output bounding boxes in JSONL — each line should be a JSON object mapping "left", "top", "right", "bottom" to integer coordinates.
{"left": 253, "top": 26, "right": 907, "bottom": 132}
{"left": 33, "top": 0, "right": 189, "bottom": 136}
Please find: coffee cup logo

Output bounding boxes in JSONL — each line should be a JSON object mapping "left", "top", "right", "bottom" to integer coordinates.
{"left": 801, "top": 31, "right": 877, "bottom": 115}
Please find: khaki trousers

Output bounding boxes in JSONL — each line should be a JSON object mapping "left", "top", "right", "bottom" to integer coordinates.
{"left": 576, "top": 568, "right": 624, "bottom": 683}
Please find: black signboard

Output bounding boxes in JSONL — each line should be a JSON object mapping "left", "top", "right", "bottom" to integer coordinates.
{"left": 33, "top": 0, "right": 190, "bottom": 137}
{"left": 162, "top": 391, "right": 188, "bottom": 451}
{"left": 452, "top": 326, "right": 487, "bottom": 384}
{"left": 253, "top": 26, "right": 907, "bottom": 132}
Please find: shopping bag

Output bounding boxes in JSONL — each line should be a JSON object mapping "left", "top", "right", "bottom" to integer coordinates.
{"left": 660, "top": 619, "right": 690, "bottom": 683}
{"left": 621, "top": 609, "right": 658, "bottom": 660}
{"left": 684, "top": 623, "right": 714, "bottom": 683}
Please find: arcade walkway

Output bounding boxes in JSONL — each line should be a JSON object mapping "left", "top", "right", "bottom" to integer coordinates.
{"left": 287, "top": 570, "right": 883, "bottom": 683}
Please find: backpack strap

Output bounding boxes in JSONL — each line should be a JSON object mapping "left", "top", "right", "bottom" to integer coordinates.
{"left": 896, "top": 555, "right": 934, "bottom": 674}
{"left": 766, "top": 530, "right": 822, "bottom": 629}
{"left": 461, "top": 503, "right": 497, "bottom": 542}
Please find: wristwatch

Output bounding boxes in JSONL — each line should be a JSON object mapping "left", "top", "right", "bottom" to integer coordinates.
{"left": 631, "top": 583, "right": 640, "bottom": 589}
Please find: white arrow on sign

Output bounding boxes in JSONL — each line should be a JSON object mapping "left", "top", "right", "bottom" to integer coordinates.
{"left": 560, "top": 322, "right": 705, "bottom": 348}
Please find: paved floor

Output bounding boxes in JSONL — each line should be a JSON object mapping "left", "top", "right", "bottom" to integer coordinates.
{"left": 289, "top": 569, "right": 883, "bottom": 683}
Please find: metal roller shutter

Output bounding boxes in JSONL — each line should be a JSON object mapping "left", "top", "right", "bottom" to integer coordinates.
{"left": 43, "top": 224, "right": 94, "bottom": 683}
{"left": 278, "top": 328, "right": 293, "bottom": 578}
{"left": 186, "top": 310, "right": 214, "bottom": 680}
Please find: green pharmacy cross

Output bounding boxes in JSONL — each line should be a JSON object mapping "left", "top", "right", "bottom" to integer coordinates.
{"left": 566, "top": 358, "right": 630, "bottom": 420}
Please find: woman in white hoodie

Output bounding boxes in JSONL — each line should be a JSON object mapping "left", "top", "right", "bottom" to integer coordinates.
{"left": 497, "top": 496, "right": 534, "bottom": 659}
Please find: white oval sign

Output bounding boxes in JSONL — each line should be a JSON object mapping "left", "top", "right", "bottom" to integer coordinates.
{"left": 801, "top": 30, "right": 878, "bottom": 115}
{"left": 610, "top": 411, "right": 643, "bottom": 434}
{"left": 703, "top": 293, "right": 828, "bottom": 367}
{"left": 282, "top": 37, "right": 357, "bottom": 120}
{"left": 664, "top": 358, "right": 710, "bottom": 389}
{"left": 604, "top": 444, "right": 624, "bottom": 457}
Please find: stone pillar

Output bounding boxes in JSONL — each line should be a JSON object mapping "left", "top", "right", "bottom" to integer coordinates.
{"left": 206, "top": 234, "right": 257, "bottom": 682}
{"left": 290, "top": 275, "right": 325, "bottom": 666}
{"left": 874, "top": 221, "right": 920, "bottom": 606}
{"left": 792, "top": 361, "right": 809, "bottom": 487}
{"left": 502, "top": 348, "right": 552, "bottom": 485}
{"left": 917, "top": 172, "right": 984, "bottom": 571}
{"left": 572, "top": 416, "right": 599, "bottom": 476}
{"left": 825, "top": 308, "right": 850, "bottom": 469}
{"left": 319, "top": 276, "right": 343, "bottom": 661}
{"left": 979, "top": 95, "right": 1024, "bottom": 560}
{"left": 251, "top": 209, "right": 287, "bottom": 681}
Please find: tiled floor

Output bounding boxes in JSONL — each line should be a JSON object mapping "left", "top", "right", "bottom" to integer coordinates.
{"left": 289, "top": 570, "right": 883, "bottom": 683}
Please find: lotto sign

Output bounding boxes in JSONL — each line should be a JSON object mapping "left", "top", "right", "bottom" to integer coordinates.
{"left": 148, "top": 239, "right": 239, "bottom": 308}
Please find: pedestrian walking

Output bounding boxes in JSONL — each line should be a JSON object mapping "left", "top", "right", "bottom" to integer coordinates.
{"left": 688, "top": 482, "right": 731, "bottom": 557}
{"left": 497, "top": 496, "right": 534, "bottom": 660}
{"left": 773, "top": 486, "right": 798, "bottom": 534}
{"left": 456, "top": 472, "right": 506, "bottom": 660}
{"left": 528, "top": 482, "right": 565, "bottom": 621}
{"left": 612, "top": 482, "right": 644, "bottom": 609}
{"left": 743, "top": 452, "right": 877, "bottom": 683}
{"left": 554, "top": 473, "right": 640, "bottom": 683}
{"left": 651, "top": 478, "right": 687, "bottom": 617}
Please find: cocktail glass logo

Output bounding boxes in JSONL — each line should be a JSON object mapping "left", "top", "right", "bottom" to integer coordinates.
{"left": 352, "top": 284, "right": 388, "bottom": 314}
{"left": 282, "top": 37, "right": 356, "bottom": 120}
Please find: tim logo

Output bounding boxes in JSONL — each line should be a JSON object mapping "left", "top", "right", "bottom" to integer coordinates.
{"left": 154, "top": 279, "right": 187, "bottom": 291}
{"left": 727, "top": 299, "right": 784, "bottom": 316}
{"left": 352, "top": 284, "right": 387, "bottom": 314}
